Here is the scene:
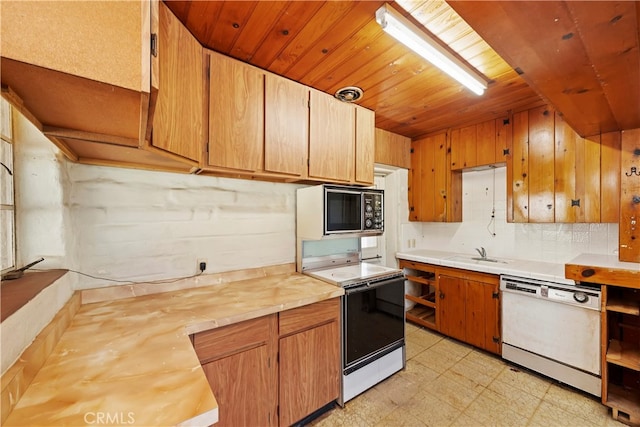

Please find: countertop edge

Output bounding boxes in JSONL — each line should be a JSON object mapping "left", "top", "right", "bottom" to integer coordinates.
{"left": 4, "top": 273, "right": 344, "bottom": 426}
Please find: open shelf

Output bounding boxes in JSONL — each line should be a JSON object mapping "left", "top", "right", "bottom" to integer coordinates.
{"left": 607, "top": 339, "right": 640, "bottom": 371}
{"left": 405, "top": 293, "right": 436, "bottom": 309}
{"left": 605, "top": 384, "right": 640, "bottom": 425}
{"left": 607, "top": 298, "right": 640, "bottom": 316}
{"left": 406, "top": 305, "right": 436, "bottom": 330}
{"left": 405, "top": 274, "right": 435, "bottom": 286}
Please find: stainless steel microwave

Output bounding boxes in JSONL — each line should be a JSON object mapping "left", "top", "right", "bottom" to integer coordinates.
{"left": 296, "top": 184, "right": 384, "bottom": 239}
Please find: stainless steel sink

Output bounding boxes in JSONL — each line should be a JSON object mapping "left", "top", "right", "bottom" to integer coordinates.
{"left": 447, "top": 255, "right": 509, "bottom": 264}
{"left": 471, "top": 257, "right": 499, "bottom": 262}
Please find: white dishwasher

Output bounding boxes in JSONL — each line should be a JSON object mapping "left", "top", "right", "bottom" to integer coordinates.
{"left": 500, "top": 275, "right": 601, "bottom": 397}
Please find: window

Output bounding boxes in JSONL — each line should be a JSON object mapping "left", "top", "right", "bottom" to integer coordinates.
{"left": 1, "top": 97, "right": 15, "bottom": 272}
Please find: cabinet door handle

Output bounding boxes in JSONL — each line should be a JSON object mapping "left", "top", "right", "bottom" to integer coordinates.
{"left": 439, "top": 292, "right": 445, "bottom": 299}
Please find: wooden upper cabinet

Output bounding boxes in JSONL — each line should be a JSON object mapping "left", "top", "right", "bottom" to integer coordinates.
{"left": 510, "top": 110, "right": 530, "bottom": 222}
{"left": 620, "top": 128, "right": 640, "bottom": 263}
{"left": 354, "top": 106, "right": 375, "bottom": 185}
{"left": 528, "top": 106, "right": 556, "bottom": 222}
{"left": 308, "top": 89, "right": 355, "bottom": 183}
{"left": 476, "top": 120, "right": 496, "bottom": 166}
{"left": 151, "top": 2, "right": 203, "bottom": 163}
{"left": 508, "top": 105, "right": 620, "bottom": 224}
{"left": 554, "top": 113, "right": 601, "bottom": 223}
{"left": 0, "top": 0, "right": 156, "bottom": 147}
{"left": 374, "top": 128, "right": 411, "bottom": 169}
{"left": 450, "top": 118, "right": 507, "bottom": 170}
{"left": 208, "top": 51, "right": 264, "bottom": 172}
{"left": 264, "top": 74, "right": 309, "bottom": 177}
{"left": 450, "top": 125, "right": 476, "bottom": 170}
{"left": 495, "top": 117, "right": 511, "bottom": 164}
{"left": 600, "top": 131, "right": 621, "bottom": 223}
{"left": 409, "top": 134, "right": 460, "bottom": 222}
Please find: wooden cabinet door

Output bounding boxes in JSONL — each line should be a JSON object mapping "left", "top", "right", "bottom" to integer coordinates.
{"left": 510, "top": 110, "right": 530, "bottom": 222}
{"left": 152, "top": 2, "right": 203, "bottom": 162}
{"left": 600, "top": 131, "right": 621, "bottom": 223}
{"left": 528, "top": 106, "right": 556, "bottom": 222}
{"left": 308, "top": 89, "right": 354, "bottom": 182}
{"left": 450, "top": 125, "right": 476, "bottom": 170}
{"left": 465, "top": 280, "right": 500, "bottom": 354}
{"left": 354, "top": 106, "right": 375, "bottom": 185}
{"left": 279, "top": 321, "right": 340, "bottom": 426}
{"left": 202, "top": 345, "right": 275, "bottom": 427}
{"left": 194, "top": 315, "right": 278, "bottom": 426}
{"left": 554, "top": 113, "right": 601, "bottom": 223}
{"left": 476, "top": 120, "right": 496, "bottom": 166}
{"left": 1, "top": 1, "right": 153, "bottom": 147}
{"left": 264, "top": 74, "right": 309, "bottom": 177}
{"left": 208, "top": 51, "right": 264, "bottom": 171}
{"left": 495, "top": 117, "right": 511, "bottom": 165}
{"left": 409, "top": 134, "right": 450, "bottom": 222}
{"left": 374, "top": 128, "right": 411, "bottom": 169}
{"left": 620, "top": 128, "right": 640, "bottom": 263}
{"left": 438, "top": 275, "right": 466, "bottom": 342}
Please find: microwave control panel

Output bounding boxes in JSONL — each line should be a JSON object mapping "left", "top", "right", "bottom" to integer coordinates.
{"left": 363, "top": 192, "right": 384, "bottom": 232}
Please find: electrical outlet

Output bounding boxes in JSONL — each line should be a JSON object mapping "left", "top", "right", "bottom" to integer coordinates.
{"left": 197, "top": 259, "right": 207, "bottom": 273}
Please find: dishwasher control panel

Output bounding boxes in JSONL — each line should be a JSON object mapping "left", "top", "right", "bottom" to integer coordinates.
{"left": 501, "top": 275, "right": 601, "bottom": 310}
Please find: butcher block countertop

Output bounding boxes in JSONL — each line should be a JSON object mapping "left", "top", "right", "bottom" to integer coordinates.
{"left": 4, "top": 273, "right": 344, "bottom": 426}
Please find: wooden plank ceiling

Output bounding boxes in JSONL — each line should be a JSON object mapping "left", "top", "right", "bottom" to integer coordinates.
{"left": 449, "top": 1, "right": 640, "bottom": 137}
{"left": 165, "top": 0, "right": 638, "bottom": 139}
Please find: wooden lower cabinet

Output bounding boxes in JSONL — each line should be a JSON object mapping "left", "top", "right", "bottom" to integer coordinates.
{"left": 192, "top": 298, "right": 340, "bottom": 426}
{"left": 438, "top": 275, "right": 466, "bottom": 342}
{"left": 279, "top": 298, "right": 340, "bottom": 425}
{"left": 401, "top": 260, "right": 500, "bottom": 355}
{"left": 193, "top": 315, "right": 278, "bottom": 426}
{"left": 602, "top": 285, "right": 640, "bottom": 425}
{"left": 201, "top": 345, "right": 276, "bottom": 426}
{"left": 439, "top": 274, "right": 501, "bottom": 354}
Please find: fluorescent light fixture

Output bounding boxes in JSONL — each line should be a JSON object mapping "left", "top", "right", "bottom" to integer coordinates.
{"left": 375, "top": 3, "right": 487, "bottom": 96}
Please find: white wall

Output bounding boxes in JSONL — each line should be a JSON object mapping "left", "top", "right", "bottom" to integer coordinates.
{"left": 11, "top": 109, "right": 304, "bottom": 289}
{"left": 378, "top": 166, "right": 409, "bottom": 267}
{"left": 66, "top": 164, "right": 303, "bottom": 288}
{"left": 14, "top": 112, "right": 75, "bottom": 270}
{"left": 398, "top": 167, "right": 619, "bottom": 263}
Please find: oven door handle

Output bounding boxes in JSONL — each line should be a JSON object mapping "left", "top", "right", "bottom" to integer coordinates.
{"left": 344, "top": 276, "right": 404, "bottom": 295}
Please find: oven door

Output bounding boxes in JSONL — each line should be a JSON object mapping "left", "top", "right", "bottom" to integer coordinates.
{"left": 343, "top": 276, "right": 405, "bottom": 370}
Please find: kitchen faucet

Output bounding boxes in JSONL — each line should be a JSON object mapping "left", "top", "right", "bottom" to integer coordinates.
{"left": 475, "top": 247, "right": 487, "bottom": 259}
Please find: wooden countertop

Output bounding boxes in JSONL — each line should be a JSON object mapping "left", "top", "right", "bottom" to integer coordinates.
{"left": 565, "top": 253, "right": 640, "bottom": 288}
{"left": 4, "top": 273, "right": 344, "bottom": 426}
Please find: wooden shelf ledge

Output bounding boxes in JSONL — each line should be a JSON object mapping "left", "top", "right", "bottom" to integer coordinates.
{"left": 607, "top": 339, "right": 640, "bottom": 371}
{"left": 1, "top": 269, "right": 67, "bottom": 322}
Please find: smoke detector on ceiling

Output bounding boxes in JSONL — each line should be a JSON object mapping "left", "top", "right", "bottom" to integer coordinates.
{"left": 334, "top": 86, "right": 363, "bottom": 103}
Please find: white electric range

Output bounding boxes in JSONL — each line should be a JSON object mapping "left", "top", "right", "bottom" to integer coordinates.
{"left": 304, "top": 261, "right": 404, "bottom": 289}
{"left": 301, "top": 251, "right": 406, "bottom": 406}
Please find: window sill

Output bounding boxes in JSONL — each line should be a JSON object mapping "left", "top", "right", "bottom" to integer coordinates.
{"left": 1, "top": 270, "right": 68, "bottom": 322}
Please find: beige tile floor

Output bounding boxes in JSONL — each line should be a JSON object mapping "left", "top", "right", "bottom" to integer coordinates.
{"left": 312, "top": 323, "right": 626, "bottom": 427}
